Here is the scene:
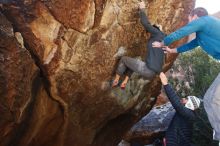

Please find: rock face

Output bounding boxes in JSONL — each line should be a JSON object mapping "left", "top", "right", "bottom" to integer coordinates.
{"left": 0, "top": 11, "right": 63, "bottom": 146}
{"left": 123, "top": 102, "right": 175, "bottom": 145}
{"left": 0, "top": 0, "right": 195, "bottom": 146}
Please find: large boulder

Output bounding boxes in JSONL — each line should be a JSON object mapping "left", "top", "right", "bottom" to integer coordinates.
{"left": 123, "top": 102, "right": 175, "bottom": 145}
{"left": 0, "top": 0, "right": 195, "bottom": 146}
{"left": 0, "top": 11, "right": 63, "bottom": 146}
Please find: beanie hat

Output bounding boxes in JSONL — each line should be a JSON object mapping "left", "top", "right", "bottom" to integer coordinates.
{"left": 185, "top": 96, "right": 201, "bottom": 110}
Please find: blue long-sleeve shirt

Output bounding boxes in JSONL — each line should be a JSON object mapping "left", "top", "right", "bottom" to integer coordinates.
{"left": 164, "top": 16, "right": 220, "bottom": 60}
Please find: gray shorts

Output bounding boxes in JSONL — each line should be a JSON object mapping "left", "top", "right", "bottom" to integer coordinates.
{"left": 116, "top": 56, "right": 155, "bottom": 79}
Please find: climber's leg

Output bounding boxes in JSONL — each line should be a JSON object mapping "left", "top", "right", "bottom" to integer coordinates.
{"left": 120, "top": 75, "right": 129, "bottom": 89}
{"left": 112, "top": 74, "right": 120, "bottom": 87}
{"left": 112, "top": 56, "right": 131, "bottom": 88}
{"left": 117, "top": 56, "right": 156, "bottom": 80}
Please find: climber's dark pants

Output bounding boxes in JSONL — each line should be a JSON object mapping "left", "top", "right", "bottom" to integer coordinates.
{"left": 116, "top": 56, "right": 155, "bottom": 79}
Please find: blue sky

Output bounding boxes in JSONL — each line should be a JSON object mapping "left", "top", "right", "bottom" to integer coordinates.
{"left": 196, "top": 0, "right": 220, "bottom": 14}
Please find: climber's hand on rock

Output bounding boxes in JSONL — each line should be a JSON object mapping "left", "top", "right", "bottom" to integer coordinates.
{"left": 138, "top": 1, "right": 145, "bottom": 9}
{"left": 159, "top": 72, "right": 168, "bottom": 85}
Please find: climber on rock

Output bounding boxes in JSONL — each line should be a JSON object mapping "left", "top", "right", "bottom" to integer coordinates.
{"left": 112, "top": 1, "right": 165, "bottom": 89}
{"left": 160, "top": 72, "right": 201, "bottom": 146}
{"left": 153, "top": 7, "right": 220, "bottom": 143}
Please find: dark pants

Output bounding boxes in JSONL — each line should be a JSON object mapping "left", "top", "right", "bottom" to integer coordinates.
{"left": 116, "top": 56, "right": 155, "bottom": 79}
